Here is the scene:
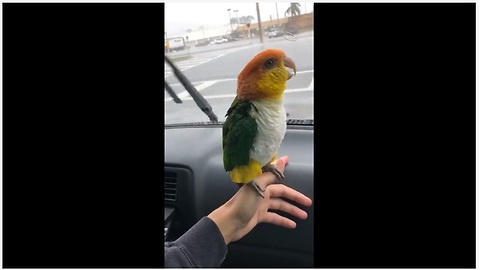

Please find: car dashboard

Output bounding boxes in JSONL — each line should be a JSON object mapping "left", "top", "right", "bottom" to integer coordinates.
{"left": 164, "top": 121, "right": 314, "bottom": 267}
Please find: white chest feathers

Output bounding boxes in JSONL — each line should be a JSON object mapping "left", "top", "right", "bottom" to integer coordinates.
{"left": 249, "top": 99, "right": 287, "bottom": 166}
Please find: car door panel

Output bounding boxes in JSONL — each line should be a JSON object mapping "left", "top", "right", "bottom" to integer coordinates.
{"left": 165, "top": 124, "right": 314, "bottom": 267}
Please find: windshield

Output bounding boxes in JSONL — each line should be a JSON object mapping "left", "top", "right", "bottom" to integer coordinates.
{"left": 165, "top": 2, "right": 313, "bottom": 125}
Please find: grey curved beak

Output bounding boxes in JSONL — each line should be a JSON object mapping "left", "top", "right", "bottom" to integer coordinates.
{"left": 284, "top": 56, "right": 297, "bottom": 80}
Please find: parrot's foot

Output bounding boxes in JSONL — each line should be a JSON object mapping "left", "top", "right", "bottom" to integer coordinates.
{"left": 262, "top": 163, "right": 285, "bottom": 182}
{"left": 247, "top": 181, "right": 265, "bottom": 198}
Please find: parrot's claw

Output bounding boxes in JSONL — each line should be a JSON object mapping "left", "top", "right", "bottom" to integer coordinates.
{"left": 248, "top": 181, "right": 265, "bottom": 198}
{"left": 262, "top": 163, "right": 285, "bottom": 182}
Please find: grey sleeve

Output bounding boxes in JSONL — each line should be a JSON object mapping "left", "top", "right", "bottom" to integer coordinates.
{"left": 164, "top": 216, "right": 228, "bottom": 268}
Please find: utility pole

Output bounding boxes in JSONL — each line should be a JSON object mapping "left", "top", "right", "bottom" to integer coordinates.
{"left": 275, "top": 3, "right": 280, "bottom": 27}
{"left": 256, "top": 3, "right": 263, "bottom": 43}
{"left": 227, "top": 8, "right": 233, "bottom": 32}
{"left": 234, "top": 10, "right": 239, "bottom": 27}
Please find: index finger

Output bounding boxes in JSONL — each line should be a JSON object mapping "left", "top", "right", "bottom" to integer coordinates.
{"left": 271, "top": 156, "right": 289, "bottom": 173}
{"left": 253, "top": 156, "right": 289, "bottom": 188}
{"left": 268, "top": 184, "right": 313, "bottom": 207}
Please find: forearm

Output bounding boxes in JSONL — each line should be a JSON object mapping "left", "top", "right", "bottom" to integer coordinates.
{"left": 164, "top": 217, "right": 228, "bottom": 268}
{"left": 208, "top": 204, "right": 240, "bottom": 245}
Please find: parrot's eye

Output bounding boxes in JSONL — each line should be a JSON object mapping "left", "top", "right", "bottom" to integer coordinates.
{"left": 264, "top": 58, "right": 276, "bottom": 69}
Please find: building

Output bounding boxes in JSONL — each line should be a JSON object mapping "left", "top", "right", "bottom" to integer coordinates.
{"left": 169, "top": 24, "right": 234, "bottom": 46}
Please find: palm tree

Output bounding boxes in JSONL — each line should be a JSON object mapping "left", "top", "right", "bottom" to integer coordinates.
{"left": 285, "top": 3, "right": 301, "bottom": 18}
{"left": 244, "top": 15, "right": 255, "bottom": 24}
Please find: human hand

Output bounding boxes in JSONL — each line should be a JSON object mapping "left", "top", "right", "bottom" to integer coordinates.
{"left": 208, "top": 156, "right": 313, "bottom": 244}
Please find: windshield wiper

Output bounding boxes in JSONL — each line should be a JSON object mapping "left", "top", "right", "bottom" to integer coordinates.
{"left": 165, "top": 56, "right": 218, "bottom": 122}
{"left": 165, "top": 81, "right": 182, "bottom": 104}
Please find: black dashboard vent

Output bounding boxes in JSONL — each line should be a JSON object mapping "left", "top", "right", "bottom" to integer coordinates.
{"left": 164, "top": 171, "right": 177, "bottom": 202}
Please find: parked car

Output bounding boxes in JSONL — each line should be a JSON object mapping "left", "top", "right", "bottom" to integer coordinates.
{"left": 213, "top": 37, "right": 228, "bottom": 44}
{"left": 166, "top": 36, "right": 189, "bottom": 51}
{"left": 226, "top": 36, "right": 241, "bottom": 42}
{"left": 268, "top": 29, "right": 283, "bottom": 38}
{"left": 284, "top": 25, "right": 299, "bottom": 34}
{"left": 195, "top": 40, "right": 210, "bottom": 47}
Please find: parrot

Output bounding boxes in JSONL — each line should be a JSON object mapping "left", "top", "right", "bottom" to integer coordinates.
{"left": 222, "top": 48, "right": 297, "bottom": 198}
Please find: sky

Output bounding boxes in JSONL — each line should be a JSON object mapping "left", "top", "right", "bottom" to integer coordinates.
{"left": 165, "top": 2, "right": 314, "bottom": 36}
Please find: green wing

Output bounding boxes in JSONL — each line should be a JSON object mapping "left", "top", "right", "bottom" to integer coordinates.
{"left": 222, "top": 98, "right": 258, "bottom": 172}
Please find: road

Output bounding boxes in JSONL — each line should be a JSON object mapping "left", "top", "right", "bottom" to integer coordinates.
{"left": 165, "top": 33, "right": 313, "bottom": 124}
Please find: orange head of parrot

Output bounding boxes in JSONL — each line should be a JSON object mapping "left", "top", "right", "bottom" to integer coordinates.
{"left": 236, "top": 48, "right": 296, "bottom": 101}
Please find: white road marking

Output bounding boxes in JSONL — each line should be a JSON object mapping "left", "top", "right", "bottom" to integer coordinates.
{"left": 165, "top": 80, "right": 219, "bottom": 101}
{"left": 165, "top": 46, "right": 249, "bottom": 77}
{"left": 166, "top": 69, "right": 314, "bottom": 87}
{"left": 181, "top": 53, "right": 226, "bottom": 72}
{"left": 284, "top": 87, "right": 314, "bottom": 93}
{"left": 165, "top": 54, "right": 226, "bottom": 77}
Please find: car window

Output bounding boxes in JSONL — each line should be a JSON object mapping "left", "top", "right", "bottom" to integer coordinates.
{"left": 165, "top": 2, "right": 313, "bottom": 125}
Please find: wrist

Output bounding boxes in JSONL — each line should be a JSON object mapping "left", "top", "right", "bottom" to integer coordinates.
{"left": 208, "top": 205, "right": 238, "bottom": 245}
